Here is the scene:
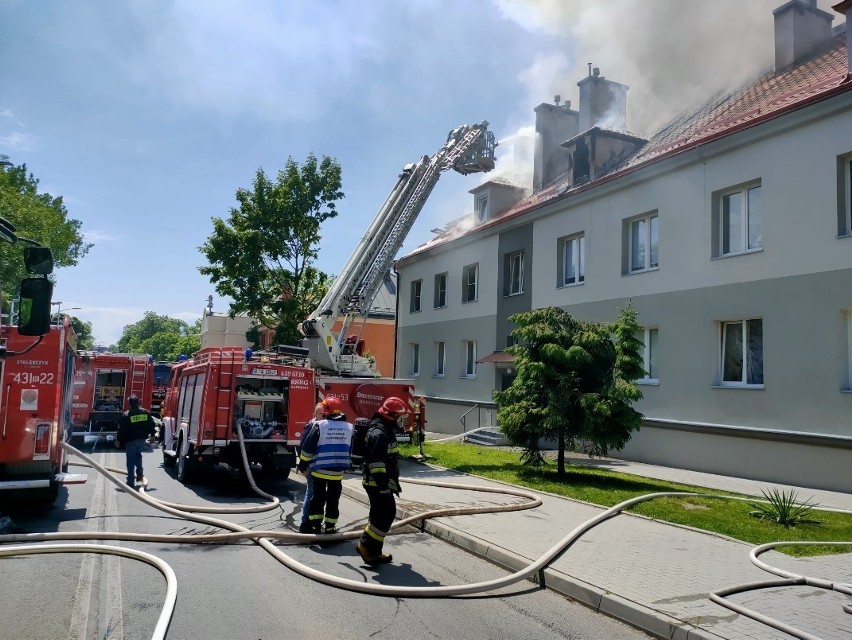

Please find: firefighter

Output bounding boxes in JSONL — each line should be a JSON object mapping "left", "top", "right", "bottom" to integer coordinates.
{"left": 298, "top": 403, "right": 324, "bottom": 532}
{"left": 115, "top": 395, "right": 157, "bottom": 488}
{"left": 297, "top": 397, "right": 353, "bottom": 535}
{"left": 356, "top": 396, "right": 409, "bottom": 566}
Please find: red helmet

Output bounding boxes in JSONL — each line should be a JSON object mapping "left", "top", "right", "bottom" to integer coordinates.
{"left": 378, "top": 397, "right": 408, "bottom": 420}
{"left": 321, "top": 396, "right": 342, "bottom": 415}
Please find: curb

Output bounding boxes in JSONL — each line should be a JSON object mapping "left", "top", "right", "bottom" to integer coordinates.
{"left": 340, "top": 480, "right": 721, "bottom": 640}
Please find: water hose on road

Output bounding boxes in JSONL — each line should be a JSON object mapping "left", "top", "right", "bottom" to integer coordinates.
{"left": 1, "top": 442, "right": 850, "bottom": 640}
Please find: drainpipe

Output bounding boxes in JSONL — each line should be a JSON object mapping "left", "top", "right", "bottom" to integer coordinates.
{"left": 392, "top": 266, "right": 400, "bottom": 379}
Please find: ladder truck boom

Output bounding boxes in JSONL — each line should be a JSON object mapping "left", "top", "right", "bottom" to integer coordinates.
{"left": 300, "top": 121, "right": 496, "bottom": 377}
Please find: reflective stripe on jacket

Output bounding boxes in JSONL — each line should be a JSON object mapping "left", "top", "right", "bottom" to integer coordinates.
{"left": 300, "top": 415, "right": 352, "bottom": 480}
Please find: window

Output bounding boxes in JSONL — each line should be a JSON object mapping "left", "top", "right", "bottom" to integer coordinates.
{"left": 558, "top": 233, "right": 585, "bottom": 286}
{"left": 628, "top": 212, "right": 659, "bottom": 273}
{"left": 504, "top": 250, "right": 524, "bottom": 296}
{"left": 720, "top": 319, "right": 763, "bottom": 386}
{"left": 462, "top": 263, "right": 478, "bottom": 303}
{"left": 434, "top": 272, "right": 447, "bottom": 308}
{"left": 435, "top": 341, "right": 446, "bottom": 377}
{"left": 411, "top": 343, "right": 420, "bottom": 377}
{"left": 840, "top": 154, "right": 852, "bottom": 236}
{"left": 636, "top": 327, "right": 658, "bottom": 383}
{"left": 715, "top": 183, "right": 762, "bottom": 256}
{"left": 410, "top": 279, "right": 422, "bottom": 313}
{"left": 476, "top": 195, "right": 489, "bottom": 222}
{"left": 463, "top": 340, "right": 477, "bottom": 377}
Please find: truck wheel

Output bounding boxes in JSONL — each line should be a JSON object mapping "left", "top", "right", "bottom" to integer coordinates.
{"left": 176, "top": 438, "right": 193, "bottom": 483}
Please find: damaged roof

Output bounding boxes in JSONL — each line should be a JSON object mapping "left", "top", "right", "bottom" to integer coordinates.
{"left": 399, "top": 31, "right": 850, "bottom": 264}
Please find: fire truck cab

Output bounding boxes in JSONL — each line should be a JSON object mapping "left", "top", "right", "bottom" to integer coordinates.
{"left": 160, "top": 346, "right": 315, "bottom": 483}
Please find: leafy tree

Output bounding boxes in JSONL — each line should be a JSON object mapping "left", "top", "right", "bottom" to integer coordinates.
{"left": 0, "top": 158, "right": 91, "bottom": 304}
{"left": 116, "top": 312, "right": 200, "bottom": 361}
{"left": 67, "top": 315, "right": 94, "bottom": 350}
{"left": 199, "top": 154, "right": 343, "bottom": 346}
{"left": 495, "top": 304, "right": 645, "bottom": 476}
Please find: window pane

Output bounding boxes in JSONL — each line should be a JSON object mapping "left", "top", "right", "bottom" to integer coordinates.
{"left": 648, "top": 328, "right": 658, "bottom": 379}
{"left": 747, "top": 187, "right": 762, "bottom": 250}
{"left": 649, "top": 216, "right": 659, "bottom": 268}
{"left": 437, "top": 342, "right": 445, "bottom": 375}
{"left": 578, "top": 235, "right": 585, "bottom": 282}
{"left": 412, "top": 344, "right": 419, "bottom": 375}
{"left": 631, "top": 219, "right": 645, "bottom": 270}
{"left": 466, "top": 341, "right": 476, "bottom": 375}
{"left": 564, "top": 239, "right": 575, "bottom": 284}
{"left": 722, "top": 321, "right": 744, "bottom": 382}
{"left": 722, "top": 192, "right": 742, "bottom": 254}
{"left": 747, "top": 319, "right": 763, "bottom": 384}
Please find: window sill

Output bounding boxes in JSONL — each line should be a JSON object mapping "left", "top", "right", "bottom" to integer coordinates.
{"left": 636, "top": 379, "right": 659, "bottom": 386}
{"left": 837, "top": 233, "right": 852, "bottom": 240}
{"left": 433, "top": 305, "right": 447, "bottom": 310}
{"left": 712, "top": 248, "right": 763, "bottom": 260}
{"left": 460, "top": 375, "right": 477, "bottom": 380}
{"left": 410, "top": 373, "right": 420, "bottom": 378}
{"left": 557, "top": 281, "right": 585, "bottom": 289}
{"left": 711, "top": 384, "right": 765, "bottom": 390}
{"left": 410, "top": 309, "right": 422, "bottom": 314}
{"left": 461, "top": 299, "right": 479, "bottom": 304}
{"left": 432, "top": 374, "right": 446, "bottom": 379}
{"left": 504, "top": 291, "right": 525, "bottom": 298}
{"left": 624, "top": 266, "right": 659, "bottom": 276}
{"left": 840, "top": 388, "right": 852, "bottom": 394}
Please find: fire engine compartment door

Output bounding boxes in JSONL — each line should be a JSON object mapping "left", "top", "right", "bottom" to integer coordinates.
{"left": 234, "top": 376, "right": 288, "bottom": 439}
{"left": 94, "top": 370, "right": 127, "bottom": 410}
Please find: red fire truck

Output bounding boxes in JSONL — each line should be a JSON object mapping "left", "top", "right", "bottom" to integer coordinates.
{"left": 0, "top": 319, "right": 80, "bottom": 503}
{"left": 70, "top": 351, "right": 154, "bottom": 448}
{"left": 150, "top": 361, "right": 173, "bottom": 418}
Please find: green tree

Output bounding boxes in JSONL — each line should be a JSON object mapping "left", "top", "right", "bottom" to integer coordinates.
{"left": 116, "top": 312, "right": 200, "bottom": 361}
{"left": 68, "top": 315, "right": 94, "bottom": 350}
{"left": 495, "top": 304, "right": 646, "bottom": 476}
{"left": 199, "top": 154, "right": 343, "bottom": 346}
{"left": 0, "top": 158, "right": 91, "bottom": 304}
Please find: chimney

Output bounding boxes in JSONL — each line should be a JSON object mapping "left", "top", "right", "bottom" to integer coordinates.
{"left": 577, "top": 66, "right": 629, "bottom": 131}
{"left": 533, "top": 98, "right": 579, "bottom": 191}
{"left": 773, "top": 0, "right": 834, "bottom": 70}
{"left": 834, "top": 0, "right": 852, "bottom": 77}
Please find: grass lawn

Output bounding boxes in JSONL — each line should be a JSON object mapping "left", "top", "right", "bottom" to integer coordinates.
{"left": 399, "top": 441, "right": 852, "bottom": 557}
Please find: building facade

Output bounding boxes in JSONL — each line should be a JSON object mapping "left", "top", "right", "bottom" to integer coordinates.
{"left": 395, "top": 1, "right": 852, "bottom": 492}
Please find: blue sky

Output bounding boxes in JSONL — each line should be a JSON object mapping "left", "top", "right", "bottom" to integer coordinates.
{"left": 1, "top": 0, "right": 818, "bottom": 345}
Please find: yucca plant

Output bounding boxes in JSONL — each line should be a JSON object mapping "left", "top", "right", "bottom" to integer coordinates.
{"left": 749, "top": 488, "right": 822, "bottom": 528}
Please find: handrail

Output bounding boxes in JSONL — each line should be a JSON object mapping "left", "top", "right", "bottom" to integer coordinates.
{"left": 459, "top": 403, "right": 480, "bottom": 441}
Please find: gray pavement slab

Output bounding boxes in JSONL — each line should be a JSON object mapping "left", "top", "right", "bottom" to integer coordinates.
{"left": 340, "top": 457, "right": 852, "bottom": 640}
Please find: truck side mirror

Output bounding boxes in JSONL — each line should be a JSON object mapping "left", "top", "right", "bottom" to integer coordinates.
{"left": 18, "top": 277, "right": 53, "bottom": 336}
{"left": 24, "top": 247, "right": 54, "bottom": 275}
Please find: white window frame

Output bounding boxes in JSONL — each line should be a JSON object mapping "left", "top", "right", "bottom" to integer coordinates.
{"left": 628, "top": 213, "right": 659, "bottom": 273}
{"left": 719, "top": 319, "right": 764, "bottom": 387}
{"left": 434, "top": 272, "right": 447, "bottom": 309}
{"left": 561, "top": 233, "right": 585, "bottom": 286}
{"left": 476, "top": 195, "right": 489, "bottom": 223}
{"left": 507, "top": 251, "right": 524, "bottom": 296}
{"left": 636, "top": 327, "right": 658, "bottom": 384}
{"left": 411, "top": 343, "right": 420, "bottom": 377}
{"left": 844, "top": 156, "right": 852, "bottom": 236}
{"left": 410, "top": 279, "right": 422, "bottom": 313}
{"left": 718, "top": 184, "right": 762, "bottom": 256}
{"left": 847, "top": 311, "right": 852, "bottom": 390}
{"left": 463, "top": 340, "right": 477, "bottom": 378}
{"left": 462, "top": 263, "right": 478, "bottom": 303}
{"left": 435, "top": 341, "right": 446, "bottom": 377}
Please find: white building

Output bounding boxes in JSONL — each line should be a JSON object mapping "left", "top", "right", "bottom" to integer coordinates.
{"left": 395, "top": 1, "right": 852, "bottom": 492}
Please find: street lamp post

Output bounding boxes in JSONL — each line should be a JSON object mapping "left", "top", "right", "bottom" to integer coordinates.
{"left": 51, "top": 302, "right": 82, "bottom": 325}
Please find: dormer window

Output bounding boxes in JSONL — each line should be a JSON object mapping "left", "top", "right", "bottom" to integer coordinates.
{"left": 476, "top": 195, "right": 489, "bottom": 222}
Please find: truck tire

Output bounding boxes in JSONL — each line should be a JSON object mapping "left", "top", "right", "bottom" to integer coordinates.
{"left": 176, "top": 437, "right": 193, "bottom": 483}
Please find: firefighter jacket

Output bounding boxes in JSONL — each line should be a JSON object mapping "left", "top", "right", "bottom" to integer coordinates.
{"left": 298, "top": 412, "right": 353, "bottom": 481}
{"left": 361, "top": 414, "right": 400, "bottom": 494}
{"left": 117, "top": 407, "right": 156, "bottom": 443}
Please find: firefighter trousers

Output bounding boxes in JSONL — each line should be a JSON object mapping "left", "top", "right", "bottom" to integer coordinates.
{"left": 359, "top": 485, "right": 396, "bottom": 554}
{"left": 308, "top": 476, "right": 343, "bottom": 529}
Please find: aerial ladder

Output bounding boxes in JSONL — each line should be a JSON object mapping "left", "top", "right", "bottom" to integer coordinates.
{"left": 300, "top": 121, "right": 497, "bottom": 377}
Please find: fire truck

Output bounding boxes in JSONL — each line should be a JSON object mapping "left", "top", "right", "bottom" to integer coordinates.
{"left": 0, "top": 237, "right": 86, "bottom": 504}
{"left": 161, "top": 122, "right": 495, "bottom": 483}
{"left": 159, "top": 346, "right": 315, "bottom": 483}
{"left": 150, "top": 361, "right": 173, "bottom": 418}
{"left": 70, "top": 351, "right": 154, "bottom": 448}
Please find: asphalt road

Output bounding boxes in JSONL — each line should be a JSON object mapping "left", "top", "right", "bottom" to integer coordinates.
{"left": 0, "top": 445, "right": 652, "bottom": 640}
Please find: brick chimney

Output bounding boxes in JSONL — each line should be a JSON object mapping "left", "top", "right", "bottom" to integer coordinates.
{"left": 834, "top": 0, "right": 852, "bottom": 77}
{"left": 533, "top": 97, "right": 579, "bottom": 191}
{"left": 774, "top": 0, "right": 834, "bottom": 70}
{"left": 577, "top": 66, "right": 628, "bottom": 131}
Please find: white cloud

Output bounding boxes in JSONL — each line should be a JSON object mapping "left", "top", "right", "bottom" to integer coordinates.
{"left": 82, "top": 229, "right": 123, "bottom": 244}
{"left": 0, "top": 131, "right": 37, "bottom": 151}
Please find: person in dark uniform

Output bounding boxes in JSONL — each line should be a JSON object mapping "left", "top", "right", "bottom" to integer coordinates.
{"left": 356, "top": 396, "right": 409, "bottom": 566}
{"left": 115, "top": 395, "right": 156, "bottom": 488}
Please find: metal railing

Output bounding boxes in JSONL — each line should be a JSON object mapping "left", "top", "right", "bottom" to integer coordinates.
{"left": 459, "top": 404, "right": 482, "bottom": 442}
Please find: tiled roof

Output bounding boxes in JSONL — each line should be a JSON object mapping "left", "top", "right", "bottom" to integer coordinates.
{"left": 399, "top": 32, "right": 849, "bottom": 263}
{"left": 477, "top": 350, "right": 516, "bottom": 364}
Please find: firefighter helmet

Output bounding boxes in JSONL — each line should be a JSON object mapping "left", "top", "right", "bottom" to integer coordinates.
{"left": 321, "top": 396, "right": 342, "bottom": 415}
{"left": 378, "top": 397, "right": 408, "bottom": 420}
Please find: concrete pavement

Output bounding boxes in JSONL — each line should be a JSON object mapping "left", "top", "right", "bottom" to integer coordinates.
{"left": 338, "top": 446, "right": 852, "bottom": 640}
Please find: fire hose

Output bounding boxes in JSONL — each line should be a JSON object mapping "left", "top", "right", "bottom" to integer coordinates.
{"left": 0, "top": 433, "right": 850, "bottom": 640}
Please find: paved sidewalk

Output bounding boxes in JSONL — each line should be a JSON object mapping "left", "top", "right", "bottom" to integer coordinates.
{"left": 339, "top": 453, "right": 852, "bottom": 640}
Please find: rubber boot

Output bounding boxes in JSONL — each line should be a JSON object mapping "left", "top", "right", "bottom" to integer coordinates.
{"left": 323, "top": 524, "right": 337, "bottom": 535}
{"left": 356, "top": 542, "right": 393, "bottom": 566}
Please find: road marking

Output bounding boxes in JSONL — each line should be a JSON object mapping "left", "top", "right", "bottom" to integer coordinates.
{"left": 67, "top": 451, "right": 124, "bottom": 640}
